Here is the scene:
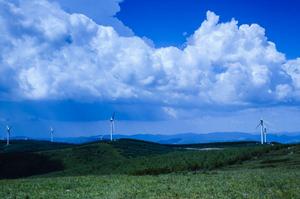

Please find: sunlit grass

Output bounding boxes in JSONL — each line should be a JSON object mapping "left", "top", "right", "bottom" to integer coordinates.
{"left": 0, "top": 168, "right": 299, "bottom": 199}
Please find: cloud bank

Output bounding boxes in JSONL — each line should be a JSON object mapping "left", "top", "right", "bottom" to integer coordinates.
{"left": 0, "top": 0, "right": 299, "bottom": 111}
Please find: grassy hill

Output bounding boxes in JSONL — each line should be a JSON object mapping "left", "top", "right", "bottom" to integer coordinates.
{"left": 0, "top": 139, "right": 299, "bottom": 198}
{"left": 0, "top": 140, "right": 73, "bottom": 153}
{"left": 0, "top": 139, "right": 289, "bottom": 178}
{"left": 0, "top": 140, "right": 73, "bottom": 179}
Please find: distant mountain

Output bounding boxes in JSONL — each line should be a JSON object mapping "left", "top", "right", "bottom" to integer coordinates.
{"left": 11, "top": 132, "right": 298, "bottom": 144}
{"left": 122, "top": 132, "right": 300, "bottom": 144}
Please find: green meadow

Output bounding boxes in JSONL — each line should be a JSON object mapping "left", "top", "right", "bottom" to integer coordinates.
{"left": 0, "top": 140, "right": 299, "bottom": 199}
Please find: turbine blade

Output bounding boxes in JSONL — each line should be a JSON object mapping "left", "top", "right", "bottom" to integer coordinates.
{"left": 256, "top": 123, "right": 261, "bottom": 129}
{"left": 264, "top": 120, "right": 273, "bottom": 128}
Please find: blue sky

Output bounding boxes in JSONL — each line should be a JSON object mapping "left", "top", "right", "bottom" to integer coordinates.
{"left": 0, "top": 0, "right": 300, "bottom": 138}
{"left": 118, "top": 0, "right": 300, "bottom": 59}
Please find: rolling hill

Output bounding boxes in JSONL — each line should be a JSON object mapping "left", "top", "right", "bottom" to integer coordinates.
{"left": 0, "top": 139, "right": 299, "bottom": 198}
{"left": 0, "top": 139, "right": 291, "bottom": 178}
{"left": 0, "top": 140, "right": 73, "bottom": 153}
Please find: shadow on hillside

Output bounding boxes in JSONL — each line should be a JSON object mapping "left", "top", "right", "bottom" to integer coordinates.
{"left": 0, "top": 152, "right": 64, "bottom": 179}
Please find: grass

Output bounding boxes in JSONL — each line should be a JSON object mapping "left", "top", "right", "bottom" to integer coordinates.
{"left": 0, "top": 139, "right": 299, "bottom": 198}
{"left": 40, "top": 140, "right": 285, "bottom": 176}
{"left": 0, "top": 168, "right": 299, "bottom": 199}
{"left": 227, "top": 144, "right": 300, "bottom": 170}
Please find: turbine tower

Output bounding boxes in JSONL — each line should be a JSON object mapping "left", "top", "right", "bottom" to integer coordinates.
{"left": 6, "top": 125, "right": 11, "bottom": 146}
{"left": 50, "top": 127, "right": 54, "bottom": 142}
{"left": 256, "top": 119, "right": 264, "bottom": 144}
{"left": 264, "top": 127, "right": 267, "bottom": 144}
{"left": 110, "top": 112, "right": 115, "bottom": 141}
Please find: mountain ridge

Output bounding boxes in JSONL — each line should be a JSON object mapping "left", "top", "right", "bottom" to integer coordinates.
{"left": 6, "top": 132, "right": 300, "bottom": 144}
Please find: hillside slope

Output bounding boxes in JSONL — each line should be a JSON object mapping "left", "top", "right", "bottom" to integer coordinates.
{"left": 0, "top": 139, "right": 291, "bottom": 178}
{"left": 0, "top": 143, "right": 299, "bottom": 199}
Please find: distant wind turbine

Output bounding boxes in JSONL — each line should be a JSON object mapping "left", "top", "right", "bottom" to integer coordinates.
{"left": 256, "top": 119, "right": 265, "bottom": 144}
{"left": 50, "top": 127, "right": 54, "bottom": 142}
{"left": 100, "top": 135, "right": 104, "bottom": 141}
{"left": 6, "top": 125, "right": 11, "bottom": 146}
{"left": 110, "top": 112, "right": 115, "bottom": 141}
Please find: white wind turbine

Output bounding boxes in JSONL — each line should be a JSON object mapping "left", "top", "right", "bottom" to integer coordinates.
{"left": 6, "top": 125, "right": 11, "bottom": 146}
{"left": 256, "top": 119, "right": 265, "bottom": 144}
{"left": 110, "top": 112, "right": 115, "bottom": 141}
{"left": 50, "top": 127, "right": 54, "bottom": 142}
{"left": 99, "top": 134, "right": 105, "bottom": 141}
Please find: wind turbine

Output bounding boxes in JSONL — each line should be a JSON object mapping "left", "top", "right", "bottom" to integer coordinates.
{"left": 110, "top": 112, "right": 115, "bottom": 141}
{"left": 100, "top": 135, "right": 104, "bottom": 141}
{"left": 50, "top": 127, "right": 54, "bottom": 142}
{"left": 256, "top": 119, "right": 264, "bottom": 144}
{"left": 6, "top": 125, "right": 11, "bottom": 146}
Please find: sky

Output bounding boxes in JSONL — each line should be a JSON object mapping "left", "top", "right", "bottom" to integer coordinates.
{"left": 0, "top": 0, "right": 300, "bottom": 138}
{"left": 118, "top": 0, "right": 300, "bottom": 59}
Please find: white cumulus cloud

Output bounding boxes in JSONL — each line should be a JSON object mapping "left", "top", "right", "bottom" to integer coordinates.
{"left": 0, "top": 0, "right": 299, "bottom": 109}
